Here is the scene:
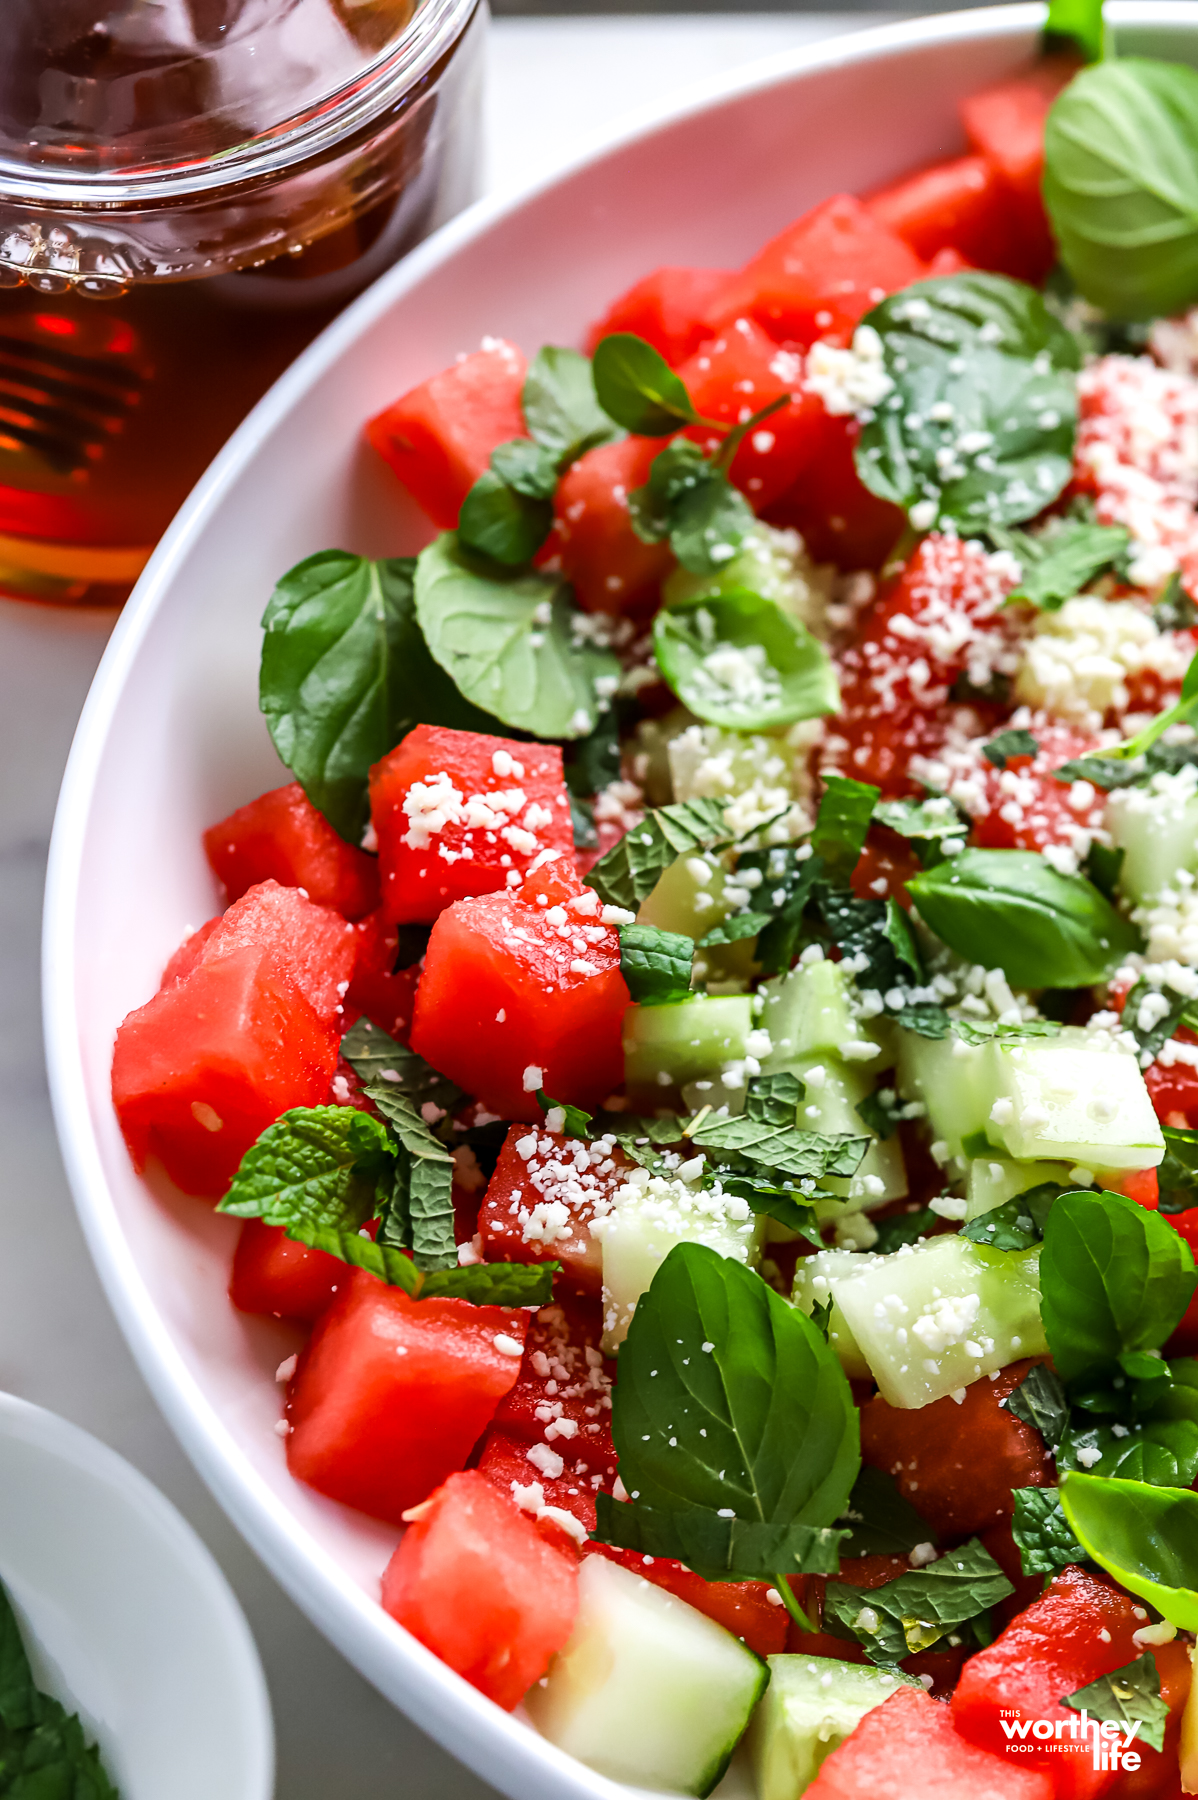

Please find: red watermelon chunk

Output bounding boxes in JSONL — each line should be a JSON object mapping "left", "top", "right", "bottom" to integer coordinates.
{"left": 539, "top": 434, "right": 675, "bottom": 615}
{"left": 204, "top": 781, "right": 380, "bottom": 919}
{"left": 370, "top": 724, "right": 574, "bottom": 925}
{"left": 866, "top": 154, "right": 1022, "bottom": 275}
{"left": 344, "top": 907, "right": 420, "bottom": 1041}
{"left": 476, "top": 1427, "right": 605, "bottom": 1554}
{"left": 676, "top": 319, "right": 825, "bottom": 508}
{"left": 228, "top": 1218, "right": 345, "bottom": 1323}
{"left": 585, "top": 266, "right": 734, "bottom": 366}
{"left": 410, "top": 858, "right": 628, "bottom": 1122}
{"left": 960, "top": 57, "right": 1080, "bottom": 287}
{"left": 490, "top": 1298, "right": 615, "bottom": 1476}
{"left": 365, "top": 338, "right": 528, "bottom": 529}
{"left": 477, "top": 1124, "right": 633, "bottom": 1291}
{"left": 807, "top": 1684, "right": 1054, "bottom": 1800}
{"left": 111, "top": 881, "right": 356, "bottom": 1196}
{"left": 285, "top": 1267, "right": 528, "bottom": 1525}
{"left": 381, "top": 1470, "right": 578, "bottom": 1710}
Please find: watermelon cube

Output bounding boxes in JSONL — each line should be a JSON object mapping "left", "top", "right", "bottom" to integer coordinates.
{"left": 585, "top": 266, "right": 734, "bottom": 367}
{"left": 866, "top": 154, "right": 1023, "bottom": 275}
{"left": 228, "top": 1218, "right": 345, "bottom": 1323}
{"left": 204, "top": 781, "right": 380, "bottom": 920}
{"left": 540, "top": 434, "right": 674, "bottom": 615}
{"left": 369, "top": 724, "right": 574, "bottom": 926}
{"left": 960, "top": 57, "right": 1080, "bottom": 285}
{"left": 807, "top": 1683, "right": 1054, "bottom": 1800}
{"left": 344, "top": 907, "right": 420, "bottom": 1040}
{"left": 676, "top": 318, "right": 825, "bottom": 508}
{"left": 477, "top": 1124, "right": 634, "bottom": 1291}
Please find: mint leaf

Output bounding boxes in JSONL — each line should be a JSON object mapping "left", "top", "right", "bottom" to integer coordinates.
{"left": 993, "top": 518, "right": 1129, "bottom": 611}
{"left": 811, "top": 776, "right": 879, "bottom": 882}
{"left": 340, "top": 1018, "right": 465, "bottom": 1114}
{"left": 871, "top": 1206, "right": 939, "bottom": 1252}
{"left": 421, "top": 1262, "right": 558, "bottom": 1305}
{"left": 1153, "top": 570, "right": 1198, "bottom": 633}
{"left": 1159, "top": 1125, "right": 1198, "bottom": 1215}
{"left": 854, "top": 1086, "right": 908, "bottom": 1141}
{"left": 1006, "top": 1362, "right": 1071, "bottom": 1451}
{"left": 413, "top": 534, "right": 620, "bottom": 740}
{"left": 522, "top": 346, "right": 623, "bottom": 466}
{"left": 1040, "top": 1188, "right": 1198, "bottom": 1384}
{"left": 591, "top": 332, "right": 701, "bottom": 435}
{"left": 823, "top": 1539, "right": 1013, "bottom": 1663}
{"left": 1010, "top": 1485, "right": 1090, "bottom": 1576}
{"left": 835, "top": 1466, "right": 936, "bottom": 1558}
{"left": 593, "top": 1242, "right": 861, "bottom": 1587}
{"left": 593, "top": 1494, "right": 847, "bottom": 1582}
{"left": 697, "top": 910, "right": 773, "bottom": 949}
{"left": 983, "top": 727, "right": 1039, "bottom": 769}
{"left": 632, "top": 444, "right": 757, "bottom": 576}
{"left": 873, "top": 795, "right": 967, "bottom": 866}
{"left": 0, "top": 1579, "right": 119, "bottom": 1798}
{"left": 1122, "top": 977, "right": 1194, "bottom": 1062}
{"left": 259, "top": 551, "right": 492, "bottom": 843}
{"left": 722, "top": 844, "right": 824, "bottom": 976}
{"left": 948, "top": 1016, "right": 1063, "bottom": 1045}
{"left": 1059, "top": 1471, "right": 1198, "bottom": 1631}
{"left": 744, "top": 1071, "right": 803, "bottom": 1127}
{"left": 653, "top": 588, "right": 839, "bottom": 728}
{"left": 816, "top": 886, "right": 918, "bottom": 993}
{"left": 708, "top": 1169, "right": 824, "bottom": 1249}
{"left": 361, "top": 1084, "right": 456, "bottom": 1272}
{"left": 619, "top": 922, "right": 694, "bottom": 1006}
{"left": 1063, "top": 1654, "right": 1169, "bottom": 1754}
{"left": 689, "top": 1111, "right": 868, "bottom": 1183}
{"left": 962, "top": 1181, "right": 1064, "bottom": 1252}
{"left": 907, "top": 848, "right": 1141, "bottom": 989}
{"left": 0, "top": 1581, "right": 35, "bottom": 1732}
{"left": 217, "top": 1105, "right": 390, "bottom": 1229}
{"left": 537, "top": 1090, "right": 593, "bottom": 1139}
{"left": 587, "top": 796, "right": 729, "bottom": 913}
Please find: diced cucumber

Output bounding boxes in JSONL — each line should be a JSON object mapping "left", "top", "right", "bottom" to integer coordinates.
{"left": 636, "top": 851, "right": 758, "bottom": 990}
{"left": 831, "top": 1233, "right": 1047, "bottom": 1408}
{"left": 983, "top": 1034, "right": 1164, "bottom": 1171}
{"left": 963, "top": 1153, "right": 1078, "bottom": 1221}
{"left": 597, "top": 1167, "right": 764, "bottom": 1351}
{"left": 526, "top": 1555, "right": 768, "bottom": 1797}
{"left": 789, "top": 1057, "right": 907, "bottom": 1222}
{"left": 623, "top": 994, "right": 754, "bottom": 1111}
{"left": 1107, "top": 773, "right": 1198, "bottom": 904}
{"left": 761, "top": 957, "right": 891, "bottom": 1070}
{"left": 749, "top": 1655, "right": 919, "bottom": 1800}
{"left": 895, "top": 1027, "right": 992, "bottom": 1158}
{"left": 791, "top": 1249, "right": 880, "bottom": 1379}
{"left": 663, "top": 521, "right": 833, "bottom": 634}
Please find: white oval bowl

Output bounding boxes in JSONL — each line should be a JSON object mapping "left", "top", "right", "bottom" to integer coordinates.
{"left": 0, "top": 1392, "right": 272, "bottom": 1800}
{"left": 44, "top": 7, "right": 1197, "bottom": 1795}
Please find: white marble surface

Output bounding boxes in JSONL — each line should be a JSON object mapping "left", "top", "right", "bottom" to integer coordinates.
{"left": 0, "top": 15, "right": 892, "bottom": 1797}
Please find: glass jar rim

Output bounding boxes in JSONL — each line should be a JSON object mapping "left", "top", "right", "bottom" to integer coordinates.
{"left": 0, "top": 0, "right": 479, "bottom": 209}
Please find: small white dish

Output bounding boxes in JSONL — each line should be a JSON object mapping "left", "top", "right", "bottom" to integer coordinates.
{"left": 0, "top": 1392, "right": 273, "bottom": 1800}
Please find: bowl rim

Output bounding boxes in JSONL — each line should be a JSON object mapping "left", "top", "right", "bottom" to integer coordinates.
{"left": 0, "top": 1389, "right": 274, "bottom": 1799}
{"left": 42, "top": 5, "right": 1192, "bottom": 1795}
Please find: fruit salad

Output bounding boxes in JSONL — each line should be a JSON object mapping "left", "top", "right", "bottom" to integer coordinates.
{"left": 110, "top": 8, "right": 1198, "bottom": 1797}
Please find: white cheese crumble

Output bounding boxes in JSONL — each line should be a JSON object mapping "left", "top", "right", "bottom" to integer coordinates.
{"left": 804, "top": 325, "right": 893, "bottom": 417}
{"left": 1014, "top": 596, "right": 1189, "bottom": 730}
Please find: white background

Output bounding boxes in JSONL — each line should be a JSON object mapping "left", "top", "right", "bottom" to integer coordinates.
{"left": 0, "top": 16, "right": 891, "bottom": 1795}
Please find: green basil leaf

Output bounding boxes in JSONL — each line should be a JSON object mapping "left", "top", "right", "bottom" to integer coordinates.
{"left": 591, "top": 332, "right": 701, "bottom": 435}
{"left": 1058, "top": 1412, "right": 1198, "bottom": 1487}
{"left": 689, "top": 1110, "right": 868, "bottom": 1183}
{"left": 0, "top": 1579, "right": 36, "bottom": 1732}
{"left": 811, "top": 777, "right": 879, "bottom": 882}
{"left": 873, "top": 795, "right": 967, "bottom": 866}
{"left": 216, "top": 1105, "right": 391, "bottom": 1229}
{"left": 823, "top": 1539, "right": 1013, "bottom": 1664}
{"left": 1010, "top": 1484, "right": 1090, "bottom": 1577}
{"left": 593, "top": 1493, "right": 847, "bottom": 1582}
{"left": 413, "top": 533, "right": 620, "bottom": 740}
{"left": 1059, "top": 1471, "right": 1198, "bottom": 1629}
{"left": 996, "top": 518, "right": 1129, "bottom": 611}
{"left": 595, "top": 1241, "right": 861, "bottom": 1584}
{"left": 522, "top": 346, "right": 622, "bottom": 467}
{"left": 619, "top": 922, "right": 695, "bottom": 1005}
{"left": 906, "top": 847, "right": 1141, "bottom": 988}
{"left": 653, "top": 589, "right": 839, "bottom": 731}
{"left": 983, "top": 727, "right": 1039, "bottom": 769}
{"left": 586, "top": 796, "right": 729, "bottom": 912}
{"left": 536, "top": 1090, "right": 593, "bottom": 1139}
{"left": 1159, "top": 1125, "right": 1198, "bottom": 1215}
{"left": 835, "top": 1466, "right": 936, "bottom": 1558}
{"left": 1040, "top": 1188, "right": 1198, "bottom": 1385}
{"left": 0, "top": 1579, "right": 119, "bottom": 1796}
{"left": 457, "top": 462, "right": 554, "bottom": 567}
{"left": 855, "top": 273, "right": 1080, "bottom": 532}
{"left": 1154, "top": 570, "right": 1198, "bottom": 633}
{"left": 1044, "top": 0, "right": 1105, "bottom": 61}
{"left": 1006, "top": 1361, "right": 1071, "bottom": 1451}
{"left": 1044, "top": 59, "right": 1198, "bottom": 320}
{"left": 1064, "top": 1654, "right": 1169, "bottom": 1755}
{"left": 1084, "top": 840, "right": 1126, "bottom": 901}
{"left": 962, "top": 1181, "right": 1065, "bottom": 1252}
{"left": 870, "top": 1206, "right": 940, "bottom": 1252}
{"left": 259, "top": 551, "right": 492, "bottom": 844}
{"left": 340, "top": 1018, "right": 465, "bottom": 1114}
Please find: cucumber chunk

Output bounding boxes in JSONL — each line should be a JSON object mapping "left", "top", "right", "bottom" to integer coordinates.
{"left": 791, "top": 1249, "right": 881, "bottom": 1379}
{"left": 789, "top": 1057, "right": 907, "bottom": 1223}
{"left": 830, "top": 1233, "right": 1047, "bottom": 1408}
{"left": 895, "top": 1027, "right": 991, "bottom": 1158}
{"left": 761, "top": 956, "right": 891, "bottom": 1069}
{"left": 984, "top": 1035, "right": 1164, "bottom": 1171}
{"left": 623, "top": 993, "right": 754, "bottom": 1111}
{"left": 637, "top": 852, "right": 756, "bottom": 986}
{"left": 963, "top": 1153, "right": 1077, "bottom": 1221}
{"left": 1107, "top": 772, "right": 1198, "bottom": 904}
{"left": 526, "top": 1555, "right": 768, "bottom": 1797}
{"left": 749, "top": 1655, "right": 919, "bottom": 1800}
{"left": 597, "top": 1166, "right": 764, "bottom": 1351}
{"left": 663, "top": 521, "right": 834, "bottom": 634}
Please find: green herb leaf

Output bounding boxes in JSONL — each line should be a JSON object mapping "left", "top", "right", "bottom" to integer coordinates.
{"left": 811, "top": 777, "right": 880, "bottom": 882}
{"left": 1010, "top": 1484, "right": 1090, "bottom": 1577}
{"left": 893, "top": 1003, "right": 953, "bottom": 1039}
{"left": 593, "top": 1241, "right": 861, "bottom": 1583}
{"left": 413, "top": 534, "right": 619, "bottom": 740}
{"left": 1154, "top": 570, "right": 1198, "bottom": 633}
{"left": 363, "top": 1084, "right": 456, "bottom": 1271}
{"left": 0, "top": 1579, "right": 119, "bottom": 1797}
{"left": 0, "top": 1581, "right": 36, "bottom": 1732}
{"left": 421, "top": 1262, "right": 559, "bottom": 1305}
{"left": 983, "top": 727, "right": 1039, "bottom": 769}
{"left": 709, "top": 1172, "right": 825, "bottom": 1248}
{"left": 950, "top": 1017, "right": 1064, "bottom": 1045}
{"left": 619, "top": 922, "right": 695, "bottom": 1006}
{"left": 591, "top": 332, "right": 701, "bottom": 436}
{"left": 725, "top": 845, "right": 825, "bottom": 976}
{"left": 536, "top": 1090, "right": 593, "bottom": 1138}
{"left": 1159, "top": 1125, "right": 1198, "bottom": 1215}
{"left": 816, "top": 886, "right": 919, "bottom": 994}
{"left": 873, "top": 795, "right": 968, "bottom": 866}
{"left": 522, "top": 346, "right": 623, "bottom": 467}
{"left": 962, "top": 1181, "right": 1065, "bottom": 1252}
{"left": 744, "top": 1071, "right": 804, "bottom": 1127}
{"left": 216, "top": 1105, "right": 391, "bottom": 1230}
{"left": 457, "top": 448, "right": 557, "bottom": 566}
{"left": 995, "top": 518, "right": 1129, "bottom": 611}
{"left": 855, "top": 274, "right": 1080, "bottom": 533}
{"left": 835, "top": 1466, "right": 936, "bottom": 1558}
{"left": 1084, "top": 840, "right": 1126, "bottom": 901}
{"left": 1044, "top": 0, "right": 1105, "bottom": 61}
{"left": 871, "top": 1206, "right": 940, "bottom": 1252}
{"left": 586, "top": 797, "right": 729, "bottom": 912}
{"left": 689, "top": 1111, "right": 868, "bottom": 1183}
{"left": 1058, "top": 1411, "right": 1198, "bottom": 1487}
{"left": 1059, "top": 1471, "right": 1198, "bottom": 1629}
{"left": 906, "top": 847, "right": 1141, "bottom": 988}
{"left": 593, "top": 1494, "right": 847, "bottom": 1581}
{"left": 1123, "top": 977, "right": 1192, "bottom": 1062}
{"left": 854, "top": 1086, "right": 909, "bottom": 1141}
{"left": 653, "top": 589, "right": 840, "bottom": 730}
{"left": 1044, "top": 59, "right": 1198, "bottom": 320}
{"left": 1006, "top": 1362, "right": 1071, "bottom": 1451}
{"left": 1064, "top": 1654, "right": 1169, "bottom": 1755}
{"left": 697, "top": 910, "right": 773, "bottom": 949}
{"left": 259, "top": 551, "right": 492, "bottom": 844}
{"left": 1040, "top": 1188, "right": 1198, "bottom": 1384}
{"left": 340, "top": 1018, "right": 465, "bottom": 1115}
{"left": 823, "top": 1539, "right": 1013, "bottom": 1664}
{"left": 628, "top": 438, "right": 759, "bottom": 575}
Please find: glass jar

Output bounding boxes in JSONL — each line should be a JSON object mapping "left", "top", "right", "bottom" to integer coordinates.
{"left": 0, "top": 0, "right": 485, "bottom": 607}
